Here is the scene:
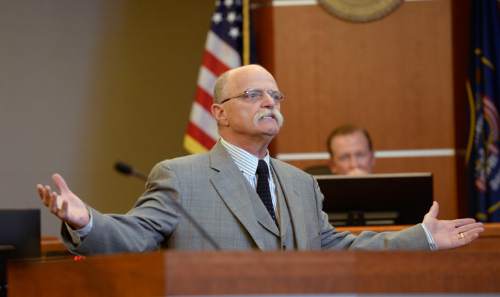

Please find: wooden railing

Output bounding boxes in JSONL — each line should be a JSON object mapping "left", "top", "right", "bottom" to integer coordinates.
{"left": 6, "top": 224, "right": 495, "bottom": 296}
{"left": 8, "top": 249, "right": 500, "bottom": 296}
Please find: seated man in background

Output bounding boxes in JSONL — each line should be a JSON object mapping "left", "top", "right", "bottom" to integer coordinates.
{"left": 327, "top": 124, "right": 375, "bottom": 175}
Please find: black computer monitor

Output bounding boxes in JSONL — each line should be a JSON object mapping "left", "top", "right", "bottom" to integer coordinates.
{"left": 315, "top": 173, "right": 433, "bottom": 226}
{"left": 0, "top": 209, "right": 41, "bottom": 259}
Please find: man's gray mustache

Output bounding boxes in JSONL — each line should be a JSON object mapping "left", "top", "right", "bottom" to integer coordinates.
{"left": 254, "top": 109, "right": 284, "bottom": 127}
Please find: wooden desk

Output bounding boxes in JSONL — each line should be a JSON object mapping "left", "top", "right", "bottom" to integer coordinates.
{"left": 8, "top": 250, "right": 500, "bottom": 296}
{"left": 41, "top": 236, "right": 69, "bottom": 257}
{"left": 25, "top": 225, "right": 499, "bottom": 296}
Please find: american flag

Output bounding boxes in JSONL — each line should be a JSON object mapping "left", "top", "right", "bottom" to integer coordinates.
{"left": 184, "top": 0, "right": 248, "bottom": 153}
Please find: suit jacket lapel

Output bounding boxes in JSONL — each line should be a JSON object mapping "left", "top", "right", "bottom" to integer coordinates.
{"left": 272, "top": 168, "right": 289, "bottom": 239}
{"left": 208, "top": 142, "right": 267, "bottom": 250}
{"left": 270, "top": 159, "right": 308, "bottom": 250}
{"left": 251, "top": 189, "right": 280, "bottom": 236}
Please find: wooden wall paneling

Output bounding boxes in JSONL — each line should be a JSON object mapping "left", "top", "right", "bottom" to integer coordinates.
{"left": 451, "top": 0, "right": 471, "bottom": 217}
{"left": 271, "top": 1, "right": 455, "bottom": 152}
{"left": 252, "top": 0, "right": 464, "bottom": 218}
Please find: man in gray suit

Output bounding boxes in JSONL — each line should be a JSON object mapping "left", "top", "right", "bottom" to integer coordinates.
{"left": 37, "top": 65, "right": 483, "bottom": 254}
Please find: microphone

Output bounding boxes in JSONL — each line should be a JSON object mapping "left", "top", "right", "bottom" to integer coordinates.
{"left": 114, "top": 161, "right": 148, "bottom": 181}
{"left": 113, "top": 161, "right": 221, "bottom": 250}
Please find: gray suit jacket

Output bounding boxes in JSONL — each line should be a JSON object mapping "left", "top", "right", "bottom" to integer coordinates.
{"left": 62, "top": 142, "right": 430, "bottom": 254}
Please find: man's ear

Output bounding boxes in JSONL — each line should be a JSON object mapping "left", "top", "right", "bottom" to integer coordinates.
{"left": 211, "top": 104, "right": 229, "bottom": 126}
{"left": 369, "top": 151, "right": 376, "bottom": 168}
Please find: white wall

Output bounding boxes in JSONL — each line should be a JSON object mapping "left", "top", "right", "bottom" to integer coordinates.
{"left": 0, "top": 0, "right": 213, "bottom": 235}
{"left": 0, "top": 0, "right": 112, "bottom": 235}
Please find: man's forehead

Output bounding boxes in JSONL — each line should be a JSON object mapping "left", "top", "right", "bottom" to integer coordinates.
{"left": 226, "top": 67, "right": 278, "bottom": 91}
{"left": 332, "top": 132, "right": 369, "bottom": 148}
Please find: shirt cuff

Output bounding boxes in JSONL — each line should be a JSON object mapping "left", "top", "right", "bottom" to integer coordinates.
{"left": 421, "top": 223, "right": 437, "bottom": 250}
{"left": 65, "top": 210, "right": 93, "bottom": 245}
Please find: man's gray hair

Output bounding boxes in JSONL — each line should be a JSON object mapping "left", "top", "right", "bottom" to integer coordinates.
{"left": 213, "top": 71, "right": 231, "bottom": 104}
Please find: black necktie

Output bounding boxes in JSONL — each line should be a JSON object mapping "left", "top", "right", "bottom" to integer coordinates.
{"left": 256, "top": 160, "right": 277, "bottom": 223}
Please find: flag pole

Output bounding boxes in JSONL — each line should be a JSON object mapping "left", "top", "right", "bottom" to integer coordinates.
{"left": 242, "top": 0, "right": 250, "bottom": 65}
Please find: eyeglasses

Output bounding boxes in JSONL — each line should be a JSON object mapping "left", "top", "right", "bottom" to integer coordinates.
{"left": 220, "top": 88, "right": 285, "bottom": 104}
{"left": 336, "top": 151, "right": 372, "bottom": 164}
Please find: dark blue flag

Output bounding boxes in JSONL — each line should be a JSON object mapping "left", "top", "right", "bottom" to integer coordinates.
{"left": 466, "top": 0, "right": 500, "bottom": 221}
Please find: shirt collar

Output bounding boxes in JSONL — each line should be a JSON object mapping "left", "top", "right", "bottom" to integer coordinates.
{"left": 220, "top": 137, "right": 270, "bottom": 176}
